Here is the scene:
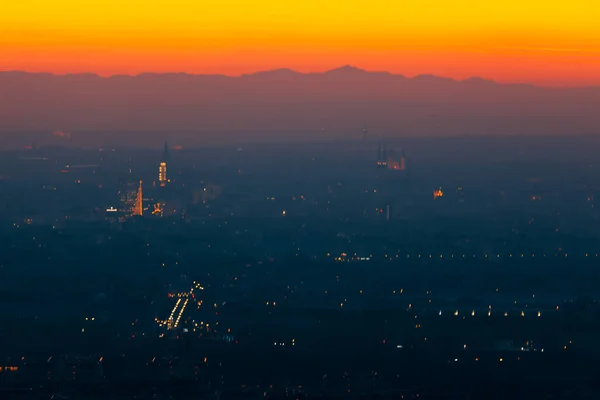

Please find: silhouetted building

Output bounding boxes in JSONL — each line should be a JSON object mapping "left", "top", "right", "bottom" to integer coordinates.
{"left": 386, "top": 148, "right": 407, "bottom": 171}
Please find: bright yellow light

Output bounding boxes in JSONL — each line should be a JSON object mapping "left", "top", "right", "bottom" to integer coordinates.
{"left": 159, "top": 162, "right": 167, "bottom": 187}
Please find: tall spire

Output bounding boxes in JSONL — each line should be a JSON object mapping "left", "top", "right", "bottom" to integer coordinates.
{"left": 362, "top": 121, "right": 368, "bottom": 140}
{"left": 161, "top": 141, "right": 170, "bottom": 163}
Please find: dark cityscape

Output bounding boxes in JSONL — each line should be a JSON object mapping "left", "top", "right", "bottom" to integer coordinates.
{"left": 2, "top": 133, "right": 600, "bottom": 399}
{"left": 3, "top": 1, "right": 600, "bottom": 397}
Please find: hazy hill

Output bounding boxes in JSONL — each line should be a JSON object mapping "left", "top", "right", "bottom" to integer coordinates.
{"left": 1, "top": 66, "right": 599, "bottom": 145}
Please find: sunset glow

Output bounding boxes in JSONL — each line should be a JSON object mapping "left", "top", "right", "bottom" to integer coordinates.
{"left": 1, "top": 0, "right": 599, "bottom": 86}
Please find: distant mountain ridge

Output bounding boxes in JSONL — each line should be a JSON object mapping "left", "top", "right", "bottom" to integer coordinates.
{"left": 1, "top": 66, "right": 599, "bottom": 145}
{"left": 0, "top": 65, "right": 512, "bottom": 85}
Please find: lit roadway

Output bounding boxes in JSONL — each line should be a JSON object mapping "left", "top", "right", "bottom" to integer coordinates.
{"left": 157, "top": 281, "right": 204, "bottom": 330}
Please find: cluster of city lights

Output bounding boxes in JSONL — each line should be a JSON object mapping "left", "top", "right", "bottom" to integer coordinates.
{"left": 157, "top": 281, "right": 204, "bottom": 330}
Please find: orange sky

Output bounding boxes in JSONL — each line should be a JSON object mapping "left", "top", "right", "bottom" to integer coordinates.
{"left": 1, "top": 1, "right": 599, "bottom": 86}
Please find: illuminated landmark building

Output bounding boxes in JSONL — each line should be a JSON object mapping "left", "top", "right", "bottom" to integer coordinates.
{"left": 158, "top": 142, "right": 169, "bottom": 187}
{"left": 159, "top": 162, "right": 167, "bottom": 187}
{"left": 152, "top": 142, "right": 171, "bottom": 217}
{"left": 117, "top": 176, "right": 143, "bottom": 220}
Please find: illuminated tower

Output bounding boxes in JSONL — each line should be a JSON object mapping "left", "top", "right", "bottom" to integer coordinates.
{"left": 134, "top": 180, "right": 143, "bottom": 216}
{"left": 362, "top": 121, "right": 369, "bottom": 141}
{"left": 117, "top": 176, "right": 143, "bottom": 220}
{"left": 159, "top": 142, "right": 169, "bottom": 187}
{"left": 159, "top": 162, "right": 167, "bottom": 187}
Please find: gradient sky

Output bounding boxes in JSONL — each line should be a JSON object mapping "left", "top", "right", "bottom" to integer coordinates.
{"left": 1, "top": 1, "right": 599, "bottom": 86}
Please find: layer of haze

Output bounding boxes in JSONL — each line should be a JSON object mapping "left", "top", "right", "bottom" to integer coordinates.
{"left": 2, "top": 67, "right": 600, "bottom": 147}
{"left": 2, "top": 1, "right": 600, "bottom": 86}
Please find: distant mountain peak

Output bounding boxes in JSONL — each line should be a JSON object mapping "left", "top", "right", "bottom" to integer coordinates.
{"left": 325, "top": 65, "right": 367, "bottom": 74}
{"left": 273, "top": 68, "right": 301, "bottom": 74}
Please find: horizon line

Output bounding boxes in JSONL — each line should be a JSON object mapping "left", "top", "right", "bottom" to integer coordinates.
{"left": 2, "top": 65, "right": 599, "bottom": 89}
{"left": 0, "top": 65, "right": 576, "bottom": 89}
